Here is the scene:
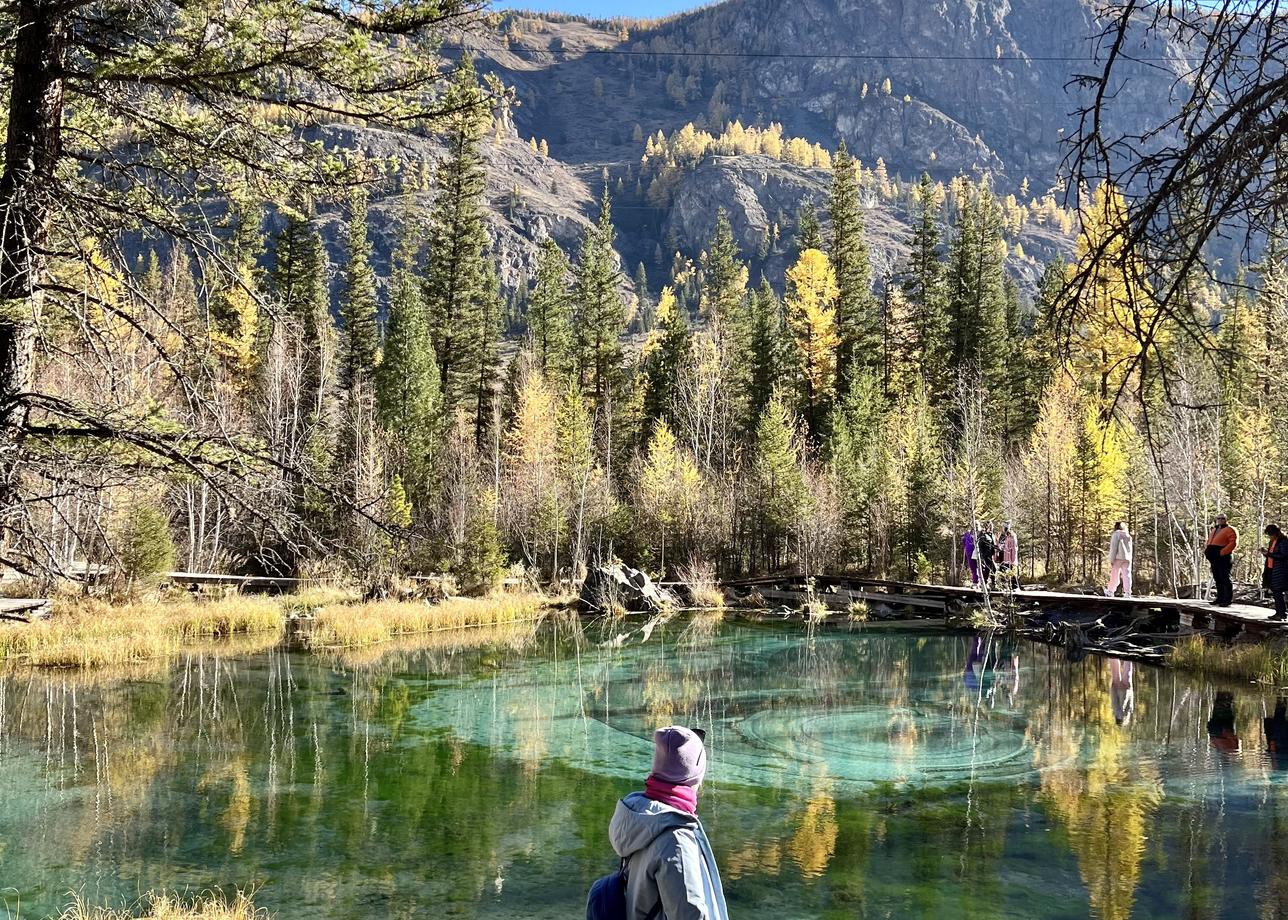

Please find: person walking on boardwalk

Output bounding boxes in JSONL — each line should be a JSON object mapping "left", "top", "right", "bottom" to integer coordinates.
{"left": 606, "top": 726, "right": 728, "bottom": 920}
{"left": 1261, "top": 524, "right": 1288, "bottom": 621}
{"left": 962, "top": 525, "right": 979, "bottom": 586}
{"left": 998, "top": 523, "right": 1020, "bottom": 590}
{"left": 1205, "top": 514, "right": 1239, "bottom": 607}
{"left": 1105, "top": 522, "right": 1134, "bottom": 598}
{"left": 976, "top": 523, "right": 998, "bottom": 588}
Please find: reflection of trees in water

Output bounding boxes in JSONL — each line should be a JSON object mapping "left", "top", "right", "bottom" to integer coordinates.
{"left": 8, "top": 623, "right": 1288, "bottom": 918}
{"left": 1031, "top": 656, "right": 1163, "bottom": 920}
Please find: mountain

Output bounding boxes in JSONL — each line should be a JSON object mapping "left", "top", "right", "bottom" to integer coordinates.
{"left": 311, "top": 0, "right": 1184, "bottom": 310}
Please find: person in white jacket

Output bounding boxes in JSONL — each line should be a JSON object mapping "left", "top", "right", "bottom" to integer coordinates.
{"left": 1105, "top": 522, "right": 1134, "bottom": 597}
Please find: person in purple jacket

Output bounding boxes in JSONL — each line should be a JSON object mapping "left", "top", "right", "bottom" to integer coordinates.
{"left": 962, "top": 525, "right": 979, "bottom": 586}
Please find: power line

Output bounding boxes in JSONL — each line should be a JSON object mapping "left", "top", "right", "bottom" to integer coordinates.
{"left": 446, "top": 43, "right": 1181, "bottom": 64}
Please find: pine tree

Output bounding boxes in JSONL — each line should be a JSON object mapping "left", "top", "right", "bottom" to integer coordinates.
{"left": 742, "top": 278, "right": 790, "bottom": 431}
{"left": 946, "top": 180, "right": 1008, "bottom": 399}
{"left": 642, "top": 286, "right": 691, "bottom": 429}
{"left": 634, "top": 262, "right": 652, "bottom": 332}
{"left": 528, "top": 236, "right": 574, "bottom": 383}
{"left": 575, "top": 188, "right": 626, "bottom": 411}
{"left": 472, "top": 262, "right": 503, "bottom": 447}
{"left": 828, "top": 141, "right": 878, "bottom": 392}
{"left": 796, "top": 201, "right": 823, "bottom": 253}
{"left": 901, "top": 173, "right": 949, "bottom": 400}
{"left": 273, "top": 210, "right": 334, "bottom": 411}
{"left": 377, "top": 251, "right": 441, "bottom": 506}
{"left": 425, "top": 56, "right": 492, "bottom": 419}
{"left": 785, "top": 248, "right": 841, "bottom": 437}
{"left": 748, "top": 392, "right": 807, "bottom": 572}
{"left": 338, "top": 185, "right": 379, "bottom": 391}
{"left": 699, "top": 209, "right": 747, "bottom": 338}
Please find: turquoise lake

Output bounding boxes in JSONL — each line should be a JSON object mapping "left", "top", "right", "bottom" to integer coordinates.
{"left": 2, "top": 617, "right": 1287, "bottom": 919}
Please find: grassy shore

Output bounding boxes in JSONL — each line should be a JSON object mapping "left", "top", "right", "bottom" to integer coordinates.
{"left": 0, "top": 595, "right": 287, "bottom": 669}
{"left": 0, "top": 588, "right": 550, "bottom": 671}
{"left": 1169, "top": 634, "right": 1288, "bottom": 686}
{"left": 306, "top": 592, "right": 548, "bottom": 649}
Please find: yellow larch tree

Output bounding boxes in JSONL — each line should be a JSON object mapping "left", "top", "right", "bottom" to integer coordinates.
{"left": 785, "top": 248, "right": 841, "bottom": 435}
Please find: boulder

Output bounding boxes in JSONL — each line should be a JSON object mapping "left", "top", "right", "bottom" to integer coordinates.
{"left": 580, "top": 563, "right": 677, "bottom": 614}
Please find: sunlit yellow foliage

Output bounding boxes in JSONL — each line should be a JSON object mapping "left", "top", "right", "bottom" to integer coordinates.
{"left": 786, "top": 248, "right": 841, "bottom": 411}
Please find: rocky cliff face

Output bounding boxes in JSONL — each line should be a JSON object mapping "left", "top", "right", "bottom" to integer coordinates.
{"left": 312, "top": 0, "right": 1181, "bottom": 306}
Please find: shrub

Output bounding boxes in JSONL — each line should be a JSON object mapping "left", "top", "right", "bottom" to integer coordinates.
{"left": 115, "top": 502, "right": 176, "bottom": 590}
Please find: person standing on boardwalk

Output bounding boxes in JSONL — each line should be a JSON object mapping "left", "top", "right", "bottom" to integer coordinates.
{"left": 1261, "top": 524, "right": 1288, "bottom": 621}
{"left": 976, "top": 523, "right": 998, "bottom": 589}
{"left": 962, "top": 526, "right": 979, "bottom": 586}
{"left": 1105, "top": 522, "right": 1134, "bottom": 598}
{"left": 606, "top": 726, "right": 728, "bottom": 920}
{"left": 998, "top": 523, "right": 1019, "bottom": 589}
{"left": 1205, "top": 515, "right": 1239, "bottom": 607}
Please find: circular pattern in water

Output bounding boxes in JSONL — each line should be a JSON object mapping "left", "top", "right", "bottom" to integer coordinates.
{"left": 734, "top": 704, "right": 1037, "bottom": 786}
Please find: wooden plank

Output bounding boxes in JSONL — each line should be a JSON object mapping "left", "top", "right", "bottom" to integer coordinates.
{"left": 167, "top": 572, "right": 303, "bottom": 591}
{"left": 0, "top": 598, "right": 52, "bottom": 622}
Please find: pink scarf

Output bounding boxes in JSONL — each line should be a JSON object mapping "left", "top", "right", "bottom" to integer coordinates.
{"left": 644, "top": 775, "right": 698, "bottom": 814}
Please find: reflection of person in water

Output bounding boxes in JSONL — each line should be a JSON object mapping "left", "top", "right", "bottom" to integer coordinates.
{"left": 1108, "top": 657, "right": 1134, "bottom": 726}
{"left": 1207, "top": 691, "right": 1241, "bottom": 754}
{"left": 1265, "top": 699, "right": 1288, "bottom": 770}
{"left": 964, "top": 636, "right": 995, "bottom": 696}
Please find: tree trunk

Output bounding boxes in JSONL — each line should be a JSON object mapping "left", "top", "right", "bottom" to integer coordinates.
{"left": 0, "top": 0, "right": 67, "bottom": 553}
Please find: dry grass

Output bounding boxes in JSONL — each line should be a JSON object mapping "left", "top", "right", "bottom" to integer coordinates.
{"left": 0, "top": 587, "right": 551, "bottom": 673}
{"left": 59, "top": 891, "right": 264, "bottom": 920}
{"left": 846, "top": 600, "right": 870, "bottom": 623}
{"left": 0, "top": 595, "right": 285, "bottom": 670}
{"left": 678, "top": 561, "right": 725, "bottom": 610}
{"left": 1169, "top": 635, "right": 1288, "bottom": 686}
{"left": 326, "top": 620, "right": 542, "bottom": 669}
{"left": 306, "top": 592, "right": 549, "bottom": 649}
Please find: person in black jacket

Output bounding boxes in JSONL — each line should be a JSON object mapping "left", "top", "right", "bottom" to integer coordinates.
{"left": 976, "top": 523, "right": 998, "bottom": 589}
{"left": 1261, "top": 524, "right": 1288, "bottom": 621}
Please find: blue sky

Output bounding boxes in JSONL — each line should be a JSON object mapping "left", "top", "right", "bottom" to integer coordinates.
{"left": 494, "top": 0, "right": 696, "bottom": 17}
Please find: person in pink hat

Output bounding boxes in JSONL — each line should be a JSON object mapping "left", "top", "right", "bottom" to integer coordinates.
{"left": 606, "top": 726, "right": 729, "bottom": 919}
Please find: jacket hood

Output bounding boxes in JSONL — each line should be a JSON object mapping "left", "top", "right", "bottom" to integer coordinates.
{"left": 609, "top": 792, "right": 695, "bottom": 859}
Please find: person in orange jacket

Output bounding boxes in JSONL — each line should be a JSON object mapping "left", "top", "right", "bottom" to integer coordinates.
{"left": 1205, "top": 514, "right": 1239, "bottom": 607}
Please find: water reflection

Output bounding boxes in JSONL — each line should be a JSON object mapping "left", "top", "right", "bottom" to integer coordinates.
{"left": 1, "top": 623, "right": 1288, "bottom": 919}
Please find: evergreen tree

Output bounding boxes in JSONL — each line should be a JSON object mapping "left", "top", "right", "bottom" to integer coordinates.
{"left": 575, "top": 188, "right": 626, "bottom": 411}
{"left": 273, "top": 209, "right": 334, "bottom": 409}
{"left": 946, "top": 180, "right": 1009, "bottom": 399}
{"left": 425, "top": 56, "right": 492, "bottom": 419}
{"left": 748, "top": 392, "right": 807, "bottom": 572}
{"left": 377, "top": 249, "right": 441, "bottom": 506}
{"left": 699, "top": 209, "right": 747, "bottom": 338}
{"left": 742, "top": 278, "right": 790, "bottom": 431}
{"left": 641, "top": 286, "right": 691, "bottom": 429}
{"left": 796, "top": 201, "right": 823, "bottom": 253}
{"left": 828, "top": 141, "right": 878, "bottom": 391}
{"left": 634, "top": 262, "right": 653, "bottom": 332}
{"left": 472, "top": 262, "right": 503, "bottom": 447}
{"left": 528, "top": 236, "right": 574, "bottom": 382}
{"left": 901, "top": 174, "right": 950, "bottom": 400}
{"left": 338, "top": 185, "right": 379, "bottom": 391}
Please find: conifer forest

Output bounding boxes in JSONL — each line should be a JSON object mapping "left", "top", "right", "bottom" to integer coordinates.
{"left": 2, "top": 0, "right": 1285, "bottom": 600}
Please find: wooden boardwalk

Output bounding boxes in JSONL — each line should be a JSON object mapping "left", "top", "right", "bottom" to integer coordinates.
{"left": 724, "top": 574, "right": 1283, "bottom": 639}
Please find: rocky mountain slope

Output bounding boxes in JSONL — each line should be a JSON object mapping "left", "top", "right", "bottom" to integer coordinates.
{"left": 312, "top": 0, "right": 1184, "bottom": 308}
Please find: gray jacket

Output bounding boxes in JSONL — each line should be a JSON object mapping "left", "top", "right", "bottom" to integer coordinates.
{"left": 608, "top": 792, "right": 729, "bottom": 920}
